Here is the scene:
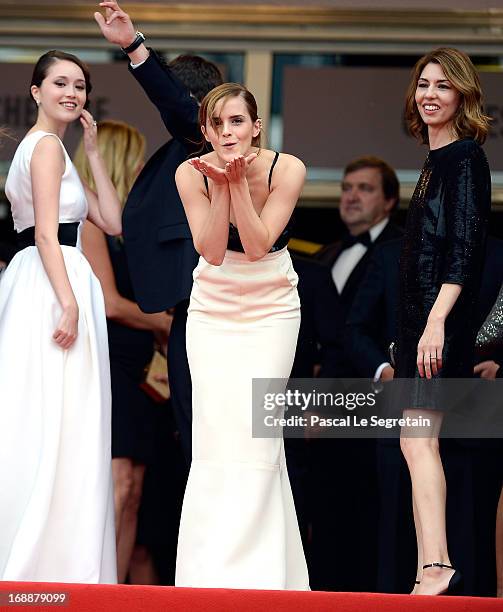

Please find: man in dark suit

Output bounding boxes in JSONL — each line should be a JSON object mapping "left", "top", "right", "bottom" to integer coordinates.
{"left": 95, "top": 1, "right": 223, "bottom": 464}
{"left": 307, "top": 156, "right": 403, "bottom": 592}
{"left": 290, "top": 255, "right": 340, "bottom": 379}
{"left": 346, "top": 236, "right": 503, "bottom": 596}
{"left": 286, "top": 255, "right": 340, "bottom": 544}
{"left": 315, "top": 156, "right": 403, "bottom": 377}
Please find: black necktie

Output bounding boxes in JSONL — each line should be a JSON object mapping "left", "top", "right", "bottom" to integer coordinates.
{"left": 340, "top": 231, "right": 372, "bottom": 252}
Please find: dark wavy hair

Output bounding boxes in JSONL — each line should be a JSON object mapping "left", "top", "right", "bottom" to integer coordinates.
{"left": 168, "top": 55, "right": 223, "bottom": 103}
{"left": 30, "top": 50, "right": 92, "bottom": 110}
{"left": 404, "top": 47, "right": 490, "bottom": 145}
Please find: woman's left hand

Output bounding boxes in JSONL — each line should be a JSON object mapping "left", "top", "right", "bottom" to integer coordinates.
{"left": 417, "top": 317, "right": 444, "bottom": 379}
{"left": 225, "top": 153, "right": 257, "bottom": 184}
{"left": 80, "top": 109, "right": 98, "bottom": 156}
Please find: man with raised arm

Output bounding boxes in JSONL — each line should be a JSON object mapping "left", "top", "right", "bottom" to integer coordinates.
{"left": 95, "top": 1, "right": 223, "bottom": 463}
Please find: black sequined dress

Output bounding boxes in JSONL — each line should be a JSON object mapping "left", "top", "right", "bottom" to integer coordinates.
{"left": 396, "top": 139, "right": 491, "bottom": 392}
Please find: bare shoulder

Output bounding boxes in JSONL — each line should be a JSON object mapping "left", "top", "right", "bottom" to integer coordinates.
{"left": 31, "top": 133, "right": 63, "bottom": 158}
{"left": 175, "top": 158, "right": 206, "bottom": 196}
{"left": 30, "top": 134, "right": 65, "bottom": 173}
{"left": 176, "top": 158, "right": 191, "bottom": 175}
{"left": 175, "top": 158, "right": 197, "bottom": 181}
{"left": 275, "top": 152, "right": 306, "bottom": 176}
{"left": 267, "top": 152, "right": 306, "bottom": 192}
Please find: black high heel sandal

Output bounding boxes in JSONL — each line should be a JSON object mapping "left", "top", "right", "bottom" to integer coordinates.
{"left": 422, "top": 562, "right": 462, "bottom": 595}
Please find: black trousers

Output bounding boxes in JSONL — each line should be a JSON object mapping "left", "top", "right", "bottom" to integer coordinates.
{"left": 168, "top": 300, "right": 192, "bottom": 466}
{"left": 308, "top": 437, "right": 379, "bottom": 592}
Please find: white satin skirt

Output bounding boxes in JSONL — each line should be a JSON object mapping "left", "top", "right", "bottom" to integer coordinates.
{"left": 0, "top": 242, "right": 116, "bottom": 583}
{"left": 176, "top": 247, "right": 309, "bottom": 590}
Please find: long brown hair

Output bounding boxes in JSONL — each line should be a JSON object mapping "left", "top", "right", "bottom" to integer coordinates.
{"left": 404, "top": 47, "right": 491, "bottom": 145}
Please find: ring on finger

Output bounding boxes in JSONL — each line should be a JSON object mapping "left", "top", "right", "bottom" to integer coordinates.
{"left": 92, "top": 120, "right": 97, "bottom": 127}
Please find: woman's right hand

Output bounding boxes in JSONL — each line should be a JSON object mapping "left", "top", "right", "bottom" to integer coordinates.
{"left": 53, "top": 304, "right": 79, "bottom": 350}
{"left": 189, "top": 157, "right": 228, "bottom": 186}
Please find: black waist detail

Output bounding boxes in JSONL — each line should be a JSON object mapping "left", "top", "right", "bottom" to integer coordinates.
{"left": 227, "top": 222, "right": 289, "bottom": 253}
{"left": 17, "top": 222, "right": 79, "bottom": 250}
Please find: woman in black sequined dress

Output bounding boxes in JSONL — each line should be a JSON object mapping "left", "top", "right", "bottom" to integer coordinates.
{"left": 397, "top": 48, "right": 491, "bottom": 596}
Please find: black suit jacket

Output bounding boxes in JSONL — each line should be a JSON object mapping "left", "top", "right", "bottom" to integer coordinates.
{"left": 290, "top": 255, "right": 341, "bottom": 378}
{"left": 122, "top": 50, "right": 201, "bottom": 313}
{"left": 313, "top": 220, "right": 403, "bottom": 377}
{"left": 346, "top": 236, "right": 503, "bottom": 378}
{"left": 314, "top": 220, "right": 403, "bottom": 314}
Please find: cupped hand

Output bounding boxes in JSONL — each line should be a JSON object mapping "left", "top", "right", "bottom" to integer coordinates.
{"left": 189, "top": 157, "right": 228, "bottom": 186}
{"left": 53, "top": 305, "right": 79, "bottom": 350}
{"left": 94, "top": 1, "right": 136, "bottom": 47}
{"left": 474, "top": 360, "right": 500, "bottom": 380}
{"left": 225, "top": 153, "right": 257, "bottom": 183}
{"left": 380, "top": 365, "right": 395, "bottom": 382}
{"left": 80, "top": 109, "right": 99, "bottom": 156}
{"left": 417, "top": 318, "right": 444, "bottom": 379}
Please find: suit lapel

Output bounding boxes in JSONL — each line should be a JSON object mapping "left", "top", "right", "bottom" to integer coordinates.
{"left": 338, "top": 223, "right": 401, "bottom": 306}
{"left": 339, "top": 247, "right": 374, "bottom": 305}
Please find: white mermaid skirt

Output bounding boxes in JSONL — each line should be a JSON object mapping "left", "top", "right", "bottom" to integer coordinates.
{"left": 0, "top": 244, "right": 116, "bottom": 583}
{"left": 176, "top": 247, "right": 309, "bottom": 590}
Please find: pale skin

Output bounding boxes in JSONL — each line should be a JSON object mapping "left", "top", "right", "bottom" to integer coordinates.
{"left": 94, "top": 1, "right": 150, "bottom": 66}
{"left": 400, "top": 61, "right": 467, "bottom": 596}
{"left": 175, "top": 95, "right": 306, "bottom": 265}
{"left": 29, "top": 59, "right": 121, "bottom": 351}
{"left": 473, "top": 359, "right": 500, "bottom": 379}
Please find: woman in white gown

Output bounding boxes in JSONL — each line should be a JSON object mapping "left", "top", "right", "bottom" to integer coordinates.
{"left": 0, "top": 50, "right": 120, "bottom": 583}
{"left": 174, "top": 83, "right": 309, "bottom": 590}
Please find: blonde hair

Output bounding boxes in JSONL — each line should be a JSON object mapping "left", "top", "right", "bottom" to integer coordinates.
{"left": 74, "top": 120, "right": 145, "bottom": 208}
{"left": 199, "top": 82, "right": 261, "bottom": 148}
{"left": 404, "top": 47, "right": 491, "bottom": 145}
{"left": 0, "top": 126, "right": 15, "bottom": 144}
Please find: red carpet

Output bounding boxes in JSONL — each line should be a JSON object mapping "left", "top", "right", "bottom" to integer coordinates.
{"left": 2, "top": 583, "right": 503, "bottom": 612}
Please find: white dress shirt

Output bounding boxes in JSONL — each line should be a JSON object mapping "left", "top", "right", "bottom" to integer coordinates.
{"left": 331, "top": 217, "right": 389, "bottom": 294}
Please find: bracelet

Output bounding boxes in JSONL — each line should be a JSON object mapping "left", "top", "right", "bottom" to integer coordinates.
{"left": 121, "top": 31, "right": 145, "bottom": 55}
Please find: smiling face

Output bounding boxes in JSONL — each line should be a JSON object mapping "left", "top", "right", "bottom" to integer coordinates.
{"left": 415, "top": 62, "right": 460, "bottom": 137}
{"left": 202, "top": 94, "right": 261, "bottom": 163}
{"left": 339, "top": 167, "right": 395, "bottom": 234}
{"left": 31, "top": 59, "right": 87, "bottom": 125}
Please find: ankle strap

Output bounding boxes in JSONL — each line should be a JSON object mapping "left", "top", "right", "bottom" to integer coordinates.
{"left": 422, "top": 562, "right": 455, "bottom": 570}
